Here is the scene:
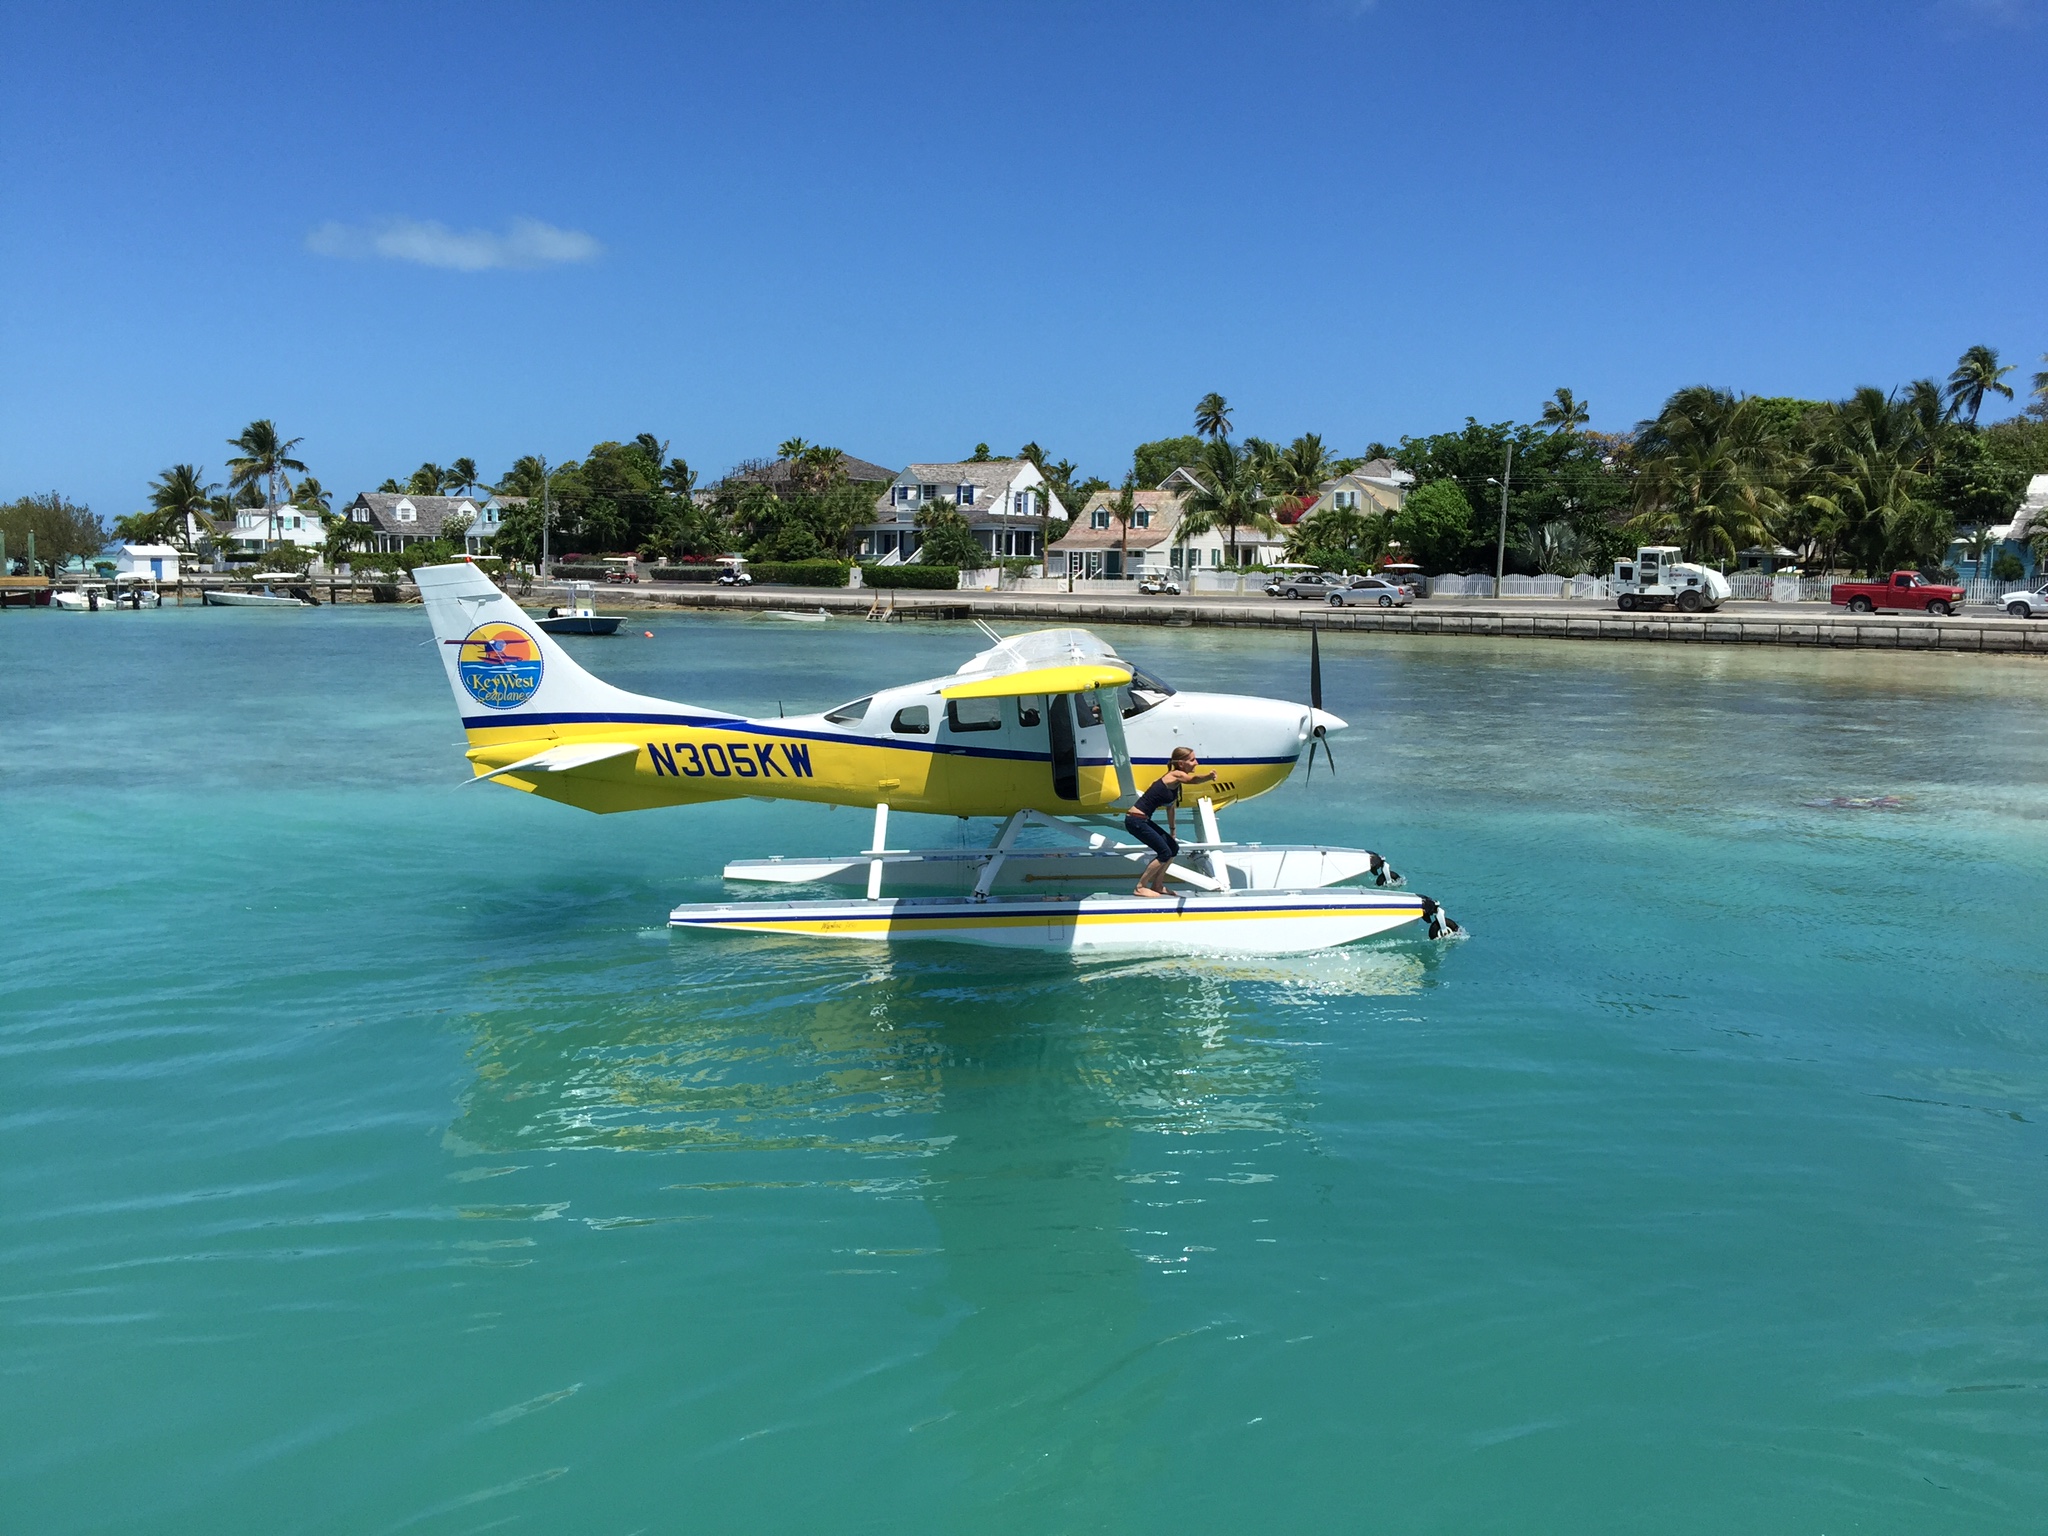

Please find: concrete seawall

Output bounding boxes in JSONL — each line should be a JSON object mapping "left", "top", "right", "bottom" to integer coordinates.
{"left": 585, "top": 586, "right": 2048, "bottom": 657}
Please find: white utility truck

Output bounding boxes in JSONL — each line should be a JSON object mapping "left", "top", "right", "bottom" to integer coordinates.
{"left": 1611, "top": 546, "right": 1732, "bottom": 613}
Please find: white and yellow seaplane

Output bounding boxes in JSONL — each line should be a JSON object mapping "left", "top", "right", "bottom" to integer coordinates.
{"left": 416, "top": 561, "right": 1459, "bottom": 953}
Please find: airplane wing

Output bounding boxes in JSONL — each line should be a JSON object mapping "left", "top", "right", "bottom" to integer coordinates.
{"left": 940, "top": 663, "right": 1131, "bottom": 699}
{"left": 464, "top": 741, "right": 643, "bottom": 785}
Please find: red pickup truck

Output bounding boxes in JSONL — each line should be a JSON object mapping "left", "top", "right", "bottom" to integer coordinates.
{"left": 1829, "top": 571, "right": 1965, "bottom": 616}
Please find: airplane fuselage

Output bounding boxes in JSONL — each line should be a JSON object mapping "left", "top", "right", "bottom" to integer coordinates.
{"left": 460, "top": 685, "right": 1315, "bottom": 817}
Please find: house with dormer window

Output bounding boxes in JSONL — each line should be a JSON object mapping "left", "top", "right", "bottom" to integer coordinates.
{"left": 1299, "top": 459, "right": 1414, "bottom": 520}
{"left": 858, "top": 459, "right": 1068, "bottom": 563}
{"left": 340, "top": 492, "right": 495, "bottom": 555}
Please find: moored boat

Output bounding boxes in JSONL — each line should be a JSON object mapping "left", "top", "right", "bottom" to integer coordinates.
{"left": 537, "top": 582, "right": 623, "bottom": 636}
{"left": 203, "top": 586, "right": 313, "bottom": 608}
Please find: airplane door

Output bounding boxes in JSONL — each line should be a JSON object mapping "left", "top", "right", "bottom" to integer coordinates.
{"left": 1047, "top": 694, "right": 1080, "bottom": 801}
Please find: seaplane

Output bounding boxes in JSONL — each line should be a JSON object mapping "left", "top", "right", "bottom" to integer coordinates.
{"left": 415, "top": 561, "right": 1460, "bottom": 954}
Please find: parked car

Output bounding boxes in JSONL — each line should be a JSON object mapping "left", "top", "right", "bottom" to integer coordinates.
{"left": 1828, "top": 570, "right": 1965, "bottom": 615}
{"left": 604, "top": 567, "right": 641, "bottom": 584}
{"left": 2000, "top": 583, "right": 2048, "bottom": 618}
{"left": 1377, "top": 562, "right": 1427, "bottom": 597}
{"left": 1267, "top": 571, "right": 1343, "bottom": 600}
{"left": 1136, "top": 574, "right": 1181, "bottom": 595}
{"left": 1326, "top": 576, "right": 1413, "bottom": 608}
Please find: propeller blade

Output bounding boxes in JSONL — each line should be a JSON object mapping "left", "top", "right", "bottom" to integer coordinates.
{"left": 1309, "top": 625, "right": 1323, "bottom": 713}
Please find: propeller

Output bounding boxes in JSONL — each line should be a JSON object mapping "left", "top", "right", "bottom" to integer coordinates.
{"left": 1305, "top": 625, "right": 1336, "bottom": 780}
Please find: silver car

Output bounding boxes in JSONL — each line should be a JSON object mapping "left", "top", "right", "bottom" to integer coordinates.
{"left": 1326, "top": 576, "right": 1412, "bottom": 608}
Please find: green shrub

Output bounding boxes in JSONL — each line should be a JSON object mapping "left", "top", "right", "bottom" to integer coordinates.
{"left": 651, "top": 565, "right": 720, "bottom": 582}
{"left": 861, "top": 563, "right": 960, "bottom": 590}
{"left": 1992, "top": 550, "right": 2025, "bottom": 582}
{"left": 749, "top": 560, "right": 849, "bottom": 587}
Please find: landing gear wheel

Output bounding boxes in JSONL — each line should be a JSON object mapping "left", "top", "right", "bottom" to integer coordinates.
{"left": 1676, "top": 589, "right": 1704, "bottom": 613}
{"left": 1927, "top": 600, "right": 1952, "bottom": 617}
{"left": 1849, "top": 596, "right": 1874, "bottom": 614}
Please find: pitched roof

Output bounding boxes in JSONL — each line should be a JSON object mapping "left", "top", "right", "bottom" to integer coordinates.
{"left": 1048, "top": 492, "right": 1185, "bottom": 551}
{"left": 899, "top": 459, "right": 1033, "bottom": 490}
{"left": 344, "top": 492, "right": 485, "bottom": 537}
{"left": 732, "top": 454, "right": 897, "bottom": 490}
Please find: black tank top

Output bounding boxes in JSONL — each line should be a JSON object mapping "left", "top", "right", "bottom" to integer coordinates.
{"left": 1131, "top": 775, "right": 1181, "bottom": 818}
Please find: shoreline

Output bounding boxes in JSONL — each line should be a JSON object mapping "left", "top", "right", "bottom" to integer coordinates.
{"left": 536, "top": 583, "right": 2048, "bottom": 657}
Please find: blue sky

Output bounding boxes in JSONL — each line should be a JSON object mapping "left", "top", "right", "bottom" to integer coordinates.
{"left": 3, "top": 0, "right": 2044, "bottom": 517}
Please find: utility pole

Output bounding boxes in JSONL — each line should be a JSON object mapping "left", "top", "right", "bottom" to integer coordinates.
{"left": 538, "top": 457, "right": 551, "bottom": 581}
{"left": 1494, "top": 441, "right": 1514, "bottom": 598}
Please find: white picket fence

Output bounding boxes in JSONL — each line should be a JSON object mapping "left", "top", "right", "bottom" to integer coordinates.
{"left": 1429, "top": 574, "right": 1612, "bottom": 599}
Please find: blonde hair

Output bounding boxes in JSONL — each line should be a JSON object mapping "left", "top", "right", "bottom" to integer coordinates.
{"left": 1169, "top": 746, "right": 1198, "bottom": 767}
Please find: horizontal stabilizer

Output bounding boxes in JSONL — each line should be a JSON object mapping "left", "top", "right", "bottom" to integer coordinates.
{"left": 466, "top": 741, "right": 641, "bottom": 785}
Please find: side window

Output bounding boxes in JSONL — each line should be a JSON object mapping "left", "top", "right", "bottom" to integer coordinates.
{"left": 891, "top": 705, "right": 931, "bottom": 735}
{"left": 1015, "top": 695, "right": 1043, "bottom": 728}
{"left": 945, "top": 698, "right": 1003, "bottom": 732}
{"left": 824, "top": 696, "right": 871, "bottom": 724}
{"left": 1074, "top": 693, "right": 1102, "bottom": 728}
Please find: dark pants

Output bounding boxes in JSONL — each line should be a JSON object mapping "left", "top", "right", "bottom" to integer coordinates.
{"left": 1125, "top": 813, "right": 1178, "bottom": 864}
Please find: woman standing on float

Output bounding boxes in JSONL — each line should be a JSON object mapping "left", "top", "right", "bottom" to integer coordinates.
{"left": 1126, "top": 746, "right": 1217, "bottom": 897}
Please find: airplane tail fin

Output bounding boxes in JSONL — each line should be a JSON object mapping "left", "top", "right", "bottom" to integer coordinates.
{"left": 414, "top": 563, "right": 661, "bottom": 730}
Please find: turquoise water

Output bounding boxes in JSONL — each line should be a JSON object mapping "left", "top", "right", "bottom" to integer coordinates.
{"left": 4, "top": 605, "right": 2046, "bottom": 1533}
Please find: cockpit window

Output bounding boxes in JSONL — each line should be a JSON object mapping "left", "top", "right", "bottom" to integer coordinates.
{"left": 1124, "top": 668, "right": 1175, "bottom": 717}
{"left": 1016, "top": 695, "right": 1043, "bottom": 728}
{"left": 891, "top": 704, "right": 930, "bottom": 735}
{"left": 824, "top": 696, "right": 871, "bottom": 724}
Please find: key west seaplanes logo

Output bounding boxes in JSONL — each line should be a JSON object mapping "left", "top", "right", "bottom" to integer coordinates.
{"left": 449, "top": 622, "right": 544, "bottom": 709}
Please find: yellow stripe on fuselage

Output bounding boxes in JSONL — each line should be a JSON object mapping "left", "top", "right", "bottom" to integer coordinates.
{"left": 461, "top": 719, "right": 1291, "bottom": 818}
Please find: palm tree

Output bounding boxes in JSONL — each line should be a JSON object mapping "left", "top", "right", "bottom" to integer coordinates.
{"left": 1540, "top": 388, "right": 1590, "bottom": 435}
{"left": 1277, "top": 433, "right": 1334, "bottom": 497}
{"left": 1194, "top": 393, "right": 1232, "bottom": 442}
{"left": 293, "top": 476, "right": 332, "bottom": 513}
{"left": 1801, "top": 387, "right": 1946, "bottom": 571}
{"left": 148, "top": 464, "right": 218, "bottom": 549}
{"left": 1628, "top": 387, "right": 1784, "bottom": 564}
{"left": 407, "top": 463, "right": 447, "bottom": 496}
{"left": 1107, "top": 476, "right": 1140, "bottom": 574}
{"left": 2031, "top": 353, "right": 2048, "bottom": 419}
{"left": 225, "top": 420, "right": 307, "bottom": 548}
{"left": 661, "top": 457, "right": 698, "bottom": 498}
{"left": 1180, "top": 437, "right": 1277, "bottom": 568}
{"left": 1944, "top": 345, "right": 2014, "bottom": 426}
{"left": 777, "top": 436, "right": 810, "bottom": 464}
{"left": 448, "top": 458, "right": 480, "bottom": 496}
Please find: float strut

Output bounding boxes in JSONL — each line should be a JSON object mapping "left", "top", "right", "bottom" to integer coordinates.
{"left": 865, "top": 803, "right": 890, "bottom": 900}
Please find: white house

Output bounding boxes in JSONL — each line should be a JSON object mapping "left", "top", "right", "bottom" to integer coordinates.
{"left": 224, "top": 505, "right": 326, "bottom": 553}
{"left": 859, "top": 459, "right": 1067, "bottom": 562}
{"left": 114, "top": 544, "right": 181, "bottom": 581}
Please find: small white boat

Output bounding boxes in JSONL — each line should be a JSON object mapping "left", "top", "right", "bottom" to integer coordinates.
{"left": 51, "top": 583, "right": 108, "bottom": 611}
{"left": 203, "top": 586, "right": 312, "bottom": 608}
{"left": 537, "top": 582, "right": 623, "bottom": 636}
{"left": 761, "top": 609, "right": 831, "bottom": 623}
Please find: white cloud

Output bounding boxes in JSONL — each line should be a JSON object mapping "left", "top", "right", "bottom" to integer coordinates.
{"left": 305, "top": 217, "right": 602, "bottom": 271}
